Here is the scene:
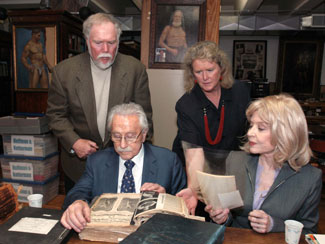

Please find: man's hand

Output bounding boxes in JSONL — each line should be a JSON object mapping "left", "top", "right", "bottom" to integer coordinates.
{"left": 248, "top": 210, "right": 272, "bottom": 233}
{"left": 60, "top": 200, "right": 90, "bottom": 233}
{"left": 176, "top": 188, "right": 198, "bottom": 215}
{"left": 205, "top": 205, "right": 229, "bottom": 224}
{"left": 140, "top": 183, "right": 166, "bottom": 193}
{"left": 72, "top": 139, "right": 98, "bottom": 158}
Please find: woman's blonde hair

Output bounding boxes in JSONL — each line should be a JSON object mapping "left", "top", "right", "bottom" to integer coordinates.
{"left": 241, "top": 93, "right": 312, "bottom": 170}
{"left": 183, "top": 41, "right": 234, "bottom": 92}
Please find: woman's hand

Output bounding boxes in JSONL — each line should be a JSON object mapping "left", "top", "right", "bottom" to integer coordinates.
{"left": 176, "top": 188, "right": 198, "bottom": 215}
{"left": 205, "top": 204, "right": 229, "bottom": 224}
{"left": 248, "top": 210, "right": 272, "bottom": 233}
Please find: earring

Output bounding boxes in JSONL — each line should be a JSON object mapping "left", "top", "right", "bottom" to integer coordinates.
{"left": 194, "top": 80, "right": 197, "bottom": 83}
{"left": 220, "top": 76, "right": 223, "bottom": 81}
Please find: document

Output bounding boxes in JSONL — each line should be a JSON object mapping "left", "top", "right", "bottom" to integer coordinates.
{"left": 196, "top": 170, "right": 243, "bottom": 210}
{"left": 9, "top": 217, "right": 58, "bottom": 235}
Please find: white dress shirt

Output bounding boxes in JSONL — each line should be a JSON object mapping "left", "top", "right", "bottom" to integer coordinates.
{"left": 117, "top": 144, "right": 144, "bottom": 193}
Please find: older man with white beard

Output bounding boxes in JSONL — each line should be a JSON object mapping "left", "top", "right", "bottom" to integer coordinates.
{"left": 158, "top": 9, "right": 188, "bottom": 62}
{"left": 46, "top": 13, "right": 153, "bottom": 194}
{"left": 61, "top": 103, "right": 186, "bottom": 233}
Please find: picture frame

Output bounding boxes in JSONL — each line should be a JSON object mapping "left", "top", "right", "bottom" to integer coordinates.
{"left": 149, "top": 0, "right": 206, "bottom": 69}
{"left": 13, "top": 25, "right": 57, "bottom": 91}
{"left": 276, "top": 38, "right": 323, "bottom": 98}
{"left": 233, "top": 40, "right": 267, "bottom": 81}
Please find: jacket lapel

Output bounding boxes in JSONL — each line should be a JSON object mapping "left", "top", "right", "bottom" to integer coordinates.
{"left": 141, "top": 144, "right": 158, "bottom": 184}
{"left": 75, "top": 53, "right": 102, "bottom": 144}
{"left": 103, "top": 150, "right": 120, "bottom": 192}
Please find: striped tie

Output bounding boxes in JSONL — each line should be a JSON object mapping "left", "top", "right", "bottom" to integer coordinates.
{"left": 121, "top": 160, "right": 135, "bottom": 193}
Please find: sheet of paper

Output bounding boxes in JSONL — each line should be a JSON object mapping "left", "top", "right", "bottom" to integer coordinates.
{"left": 196, "top": 171, "right": 243, "bottom": 210}
{"left": 218, "top": 190, "right": 244, "bottom": 209}
{"left": 9, "top": 217, "right": 58, "bottom": 235}
{"left": 314, "top": 234, "right": 325, "bottom": 243}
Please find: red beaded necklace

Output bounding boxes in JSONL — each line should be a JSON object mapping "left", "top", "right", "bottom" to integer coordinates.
{"left": 203, "top": 101, "right": 225, "bottom": 145}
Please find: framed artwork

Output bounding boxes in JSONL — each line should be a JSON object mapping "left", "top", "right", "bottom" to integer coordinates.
{"left": 233, "top": 40, "right": 267, "bottom": 81}
{"left": 13, "top": 25, "right": 57, "bottom": 91}
{"left": 277, "top": 38, "right": 323, "bottom": 98}
{"left": 149, "top": 0, "right": 206, "bottom": 69}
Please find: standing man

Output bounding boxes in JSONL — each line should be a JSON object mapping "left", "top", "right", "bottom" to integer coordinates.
{"left": 21, "top": 28, "right": 53, "bottom": 88}
{"left": 46, "top": 13, "right": 153, "bottom": 193}
{"left": 61, "top": 103, "right": 186, "bottom": 232}
{"left": 158, "top": 10, "right": 187, "bottom": 63}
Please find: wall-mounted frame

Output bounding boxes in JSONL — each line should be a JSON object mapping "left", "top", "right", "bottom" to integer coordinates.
{"left": 276, "top": 38, "right": 323, "bottom": 99}
{"left": 149, "top": 0, "right": 206, "bottom": 69}
{"left": 233, "top": 40, "right": 267, "bottom": 81}
{"left": 13, "top": 25, "right": 57, "bottom": 91}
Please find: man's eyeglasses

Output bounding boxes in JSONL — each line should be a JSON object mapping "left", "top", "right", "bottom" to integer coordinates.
{"left": 111, "top": 130, "right": 143, "bottom": 143}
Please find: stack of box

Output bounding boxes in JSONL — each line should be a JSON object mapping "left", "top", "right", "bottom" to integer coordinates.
{"left": 0, "top": 115, "right": 59, "bottom": 204}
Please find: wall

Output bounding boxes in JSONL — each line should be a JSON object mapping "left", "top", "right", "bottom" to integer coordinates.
{"left": 148, "top": 69, "right": 184, "bottom": 149}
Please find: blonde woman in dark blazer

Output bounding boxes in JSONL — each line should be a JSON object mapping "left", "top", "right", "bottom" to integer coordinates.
{"left": 179, "top": 94, "right": 322, "bottom": 234}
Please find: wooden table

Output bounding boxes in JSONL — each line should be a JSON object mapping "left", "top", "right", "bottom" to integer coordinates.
{"left": 44, "top": 195, "right": 303, "bottom": 244}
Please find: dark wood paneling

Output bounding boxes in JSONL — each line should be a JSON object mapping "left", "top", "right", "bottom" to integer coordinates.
{"left": 15, "top": 92, "right": 48, "bottom": 113}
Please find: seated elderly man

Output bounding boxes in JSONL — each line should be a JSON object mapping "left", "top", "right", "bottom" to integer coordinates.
{"left": 61, "top": 103, "right": 186, "bottom": 232}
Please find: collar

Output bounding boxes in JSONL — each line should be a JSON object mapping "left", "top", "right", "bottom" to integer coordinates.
{"left": 192, "top": 83, "right": 233, "bottom": 109}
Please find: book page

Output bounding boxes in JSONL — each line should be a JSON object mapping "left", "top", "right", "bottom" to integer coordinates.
{"left": 88, "top": 193, "right": 141, "bottom": 227}
{"left": 196, "top": 170, "right": 243, "bottom": 210}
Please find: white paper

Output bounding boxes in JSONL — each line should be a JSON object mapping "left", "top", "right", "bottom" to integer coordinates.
{"left": 314, "top": 234, "right": 325, "bottom": 243}
{"left": 218, "top": 190, "right": 244, "bottom": 209}
{"left": 9, "top": 217, "right": 58, "bottom": 235}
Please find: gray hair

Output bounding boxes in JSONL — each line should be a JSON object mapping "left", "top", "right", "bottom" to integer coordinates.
{"left": 107, "top": 103, "right": 149, "bottom": 132}
{"left": 83, "top": 13, "right": 122, "bottom": 41}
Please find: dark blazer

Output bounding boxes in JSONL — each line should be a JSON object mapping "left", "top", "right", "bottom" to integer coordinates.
{"left": 46, "top": 52, "right": 153, "bottom": 182}
{"left": 63, "top": 143, "right": 187, "bottom": 209}
{"left": 226, "top": 151, "right": 322, "bottom": 234}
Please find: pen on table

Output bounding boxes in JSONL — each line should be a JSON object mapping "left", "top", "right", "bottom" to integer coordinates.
{"left": 308, "top": 234, "right": 320, "bottom": 244}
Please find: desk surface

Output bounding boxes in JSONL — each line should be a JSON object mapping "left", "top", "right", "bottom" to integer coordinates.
{"left": 43, "top": 195, "right": 302, "bottom": 244}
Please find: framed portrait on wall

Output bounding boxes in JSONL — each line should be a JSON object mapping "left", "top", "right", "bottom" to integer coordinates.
{"left": 233, "top": 40, "right": 267, "bottom": 81}
{"left": 276, "top": 38, "right": 323, "bottom": 98}
{"left": 149, "top": 0, "right": 206, "bottom": 69}
{"left": 13, "top": 25, "right": 57, "bottom": 91}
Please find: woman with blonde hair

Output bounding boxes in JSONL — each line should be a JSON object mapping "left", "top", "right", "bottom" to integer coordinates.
{"left": 179, "top": 94, "right": 322, "bottom": 234}
{"left": 173, "top": 41, "right": 250, "bottom": 215}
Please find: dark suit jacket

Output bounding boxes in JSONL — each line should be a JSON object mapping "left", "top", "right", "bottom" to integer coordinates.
{"left": 63, "top": 143, "right": 187, "bottom": 209}
{"left": 226, "top": 151, "right": 322, "bottom": 234}
{"left": 46, "top": 52, "right": 153, "bottom": 182}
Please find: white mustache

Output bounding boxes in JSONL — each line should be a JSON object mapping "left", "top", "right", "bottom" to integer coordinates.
{"left": 98, "top": 53, "right": 112, "bottom": 58}
{"left": 117, "top": 146, "right": 132, "bottom": 152}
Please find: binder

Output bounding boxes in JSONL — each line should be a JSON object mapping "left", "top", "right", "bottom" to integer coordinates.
{"left": 0, "top": 206, "right": 71, "bottom": 244}
{"left": 120, "top": 213, "right": 225, "bottom": 244}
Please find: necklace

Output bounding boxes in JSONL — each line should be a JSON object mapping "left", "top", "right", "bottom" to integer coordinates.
{"left": 203, "top": 100, "right": 225, "bottom": 145}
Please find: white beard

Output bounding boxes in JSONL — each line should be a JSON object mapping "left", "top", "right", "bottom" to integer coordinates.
{"left": 88, "top": 46, "right": 119, "bottom": 70}
{"left": 172, "top": 20, "right": 182, "bottom": 27}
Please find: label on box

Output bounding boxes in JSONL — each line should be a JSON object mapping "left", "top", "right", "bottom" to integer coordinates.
{"left": 11, "top": 135, "right": 35, "bottom": 155}
{"left": 9, "top": 182, "right": 33, "bottom": 202}
{"left": 9, "top": 162, "right": 34, "bottom": 181}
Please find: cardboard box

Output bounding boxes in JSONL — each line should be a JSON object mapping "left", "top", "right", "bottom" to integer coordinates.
{"left": 2, "top": 174, "right": 59, "bottom": 204}
{"left": 0, "top": 115, "right": 49, "bottom": 134}
{"left": 0, "top": 152, "right": 59, "bottom": 182}
{"left": 2, "top": 133, "right": 58, "bottom": 157}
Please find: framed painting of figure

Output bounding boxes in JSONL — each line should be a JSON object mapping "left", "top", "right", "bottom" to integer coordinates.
{"left": 276, "top": 38, "right": 323, "bottom": 98}
{"left": 149, "top": 0, "right": 206, "bottom": 69}
{"left": 13, "top": 25, "right": 57, "bottom": 91}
